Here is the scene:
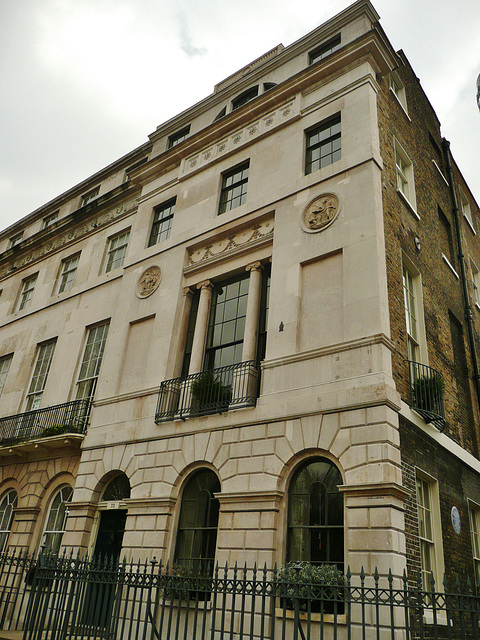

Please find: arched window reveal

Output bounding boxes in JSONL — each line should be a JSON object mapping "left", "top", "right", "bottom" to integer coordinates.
{"left": 174, "top": 469, "right": 220, "bottom": 572}
{"left": 287, "top": 458, "right": 344, "bottom": 570}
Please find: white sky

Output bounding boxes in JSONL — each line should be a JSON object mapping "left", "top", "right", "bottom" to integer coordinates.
{"left": 1, "top": 0, "right": 479, "bottom": 234}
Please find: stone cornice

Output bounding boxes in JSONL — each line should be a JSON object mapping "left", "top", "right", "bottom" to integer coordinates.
{"left": 0, "top": 192, "right": 139, "bottom": 281}
{"left": 1, "top": 143, "right": 151, "bottom": 241}
{"left": 262, "top": 334, "right": 396, "bottom": 370}
{"left": 136, "top": 28, "right": 399, "bottom": 187}
{"left": 339, "top": 482, "right": 409, "bottom": 502}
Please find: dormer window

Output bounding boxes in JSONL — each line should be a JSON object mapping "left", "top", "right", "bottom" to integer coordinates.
{"left": 309, "top": 34, "right": 341, "bottom": 65}
{"left": 80, "top": 187, "right": 100, "bottom": 207}
{"left": 232, "top": 86, "right": 259, "bottom": 111}
{"left": 168, "top": 126, "right": 191, "bottom": 149}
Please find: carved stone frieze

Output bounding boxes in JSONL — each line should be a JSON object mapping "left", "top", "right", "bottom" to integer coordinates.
{"left": 186, "top": 216, "right": 274, "bottom": 272}
{"left": 0, "top": 198, "right": 138, "bottom": 281}
{"left": 181, "top": 99, "right": 297, "bottom": 179}
{"left": 136, "top": 266, "right": 161, "bottom": 298}
{"left": 301, "top": 193, "right": 340, "bottom": 233}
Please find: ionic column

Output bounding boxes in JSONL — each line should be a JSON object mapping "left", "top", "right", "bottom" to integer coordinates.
{"left": 241, "top": 262, "right": 263, "bottom": 362}
{"left": 189, "top": 280, "right": 213, "bottom": 374}
{"left": 172, "top": 287, "right": 194, "bottom": 378}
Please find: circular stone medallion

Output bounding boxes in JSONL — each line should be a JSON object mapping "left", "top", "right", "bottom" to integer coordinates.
{"left": 136, "top": 266, "right": 161, "bottom": 298}
{"left": 302, "top": 193, "right": 340, "bottom": 233}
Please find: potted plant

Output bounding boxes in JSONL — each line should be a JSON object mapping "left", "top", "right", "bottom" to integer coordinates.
{"left": 41, "top": 424, "right": 79, "bottom": 438}
{"left": 275, "top": 562, "right": 345, "bottom": 613}
{"left": 190, "top": 372, "right": 231, "bottom": 415}
{"left": 412, "top": 372, "right": 444, "bottom": 414}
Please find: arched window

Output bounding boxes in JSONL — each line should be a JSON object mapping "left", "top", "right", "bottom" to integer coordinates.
{"left": 0, "top": 490, "right": 18, "bottom": 552}
{"left": 287, "top": 458, "right": 344, "bottom": 570}
{"left": 42, "top": 485, "right": 73, "bottom": 554}
{"left": 101, "top": 474, "right": 131, "bottom": 502}
{"left": 174, "top": 469, "right": 220, "bottom": 572}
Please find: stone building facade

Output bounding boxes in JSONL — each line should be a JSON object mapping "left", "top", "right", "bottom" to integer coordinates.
{"left": 0, "top": 0, "right": 479, "bottom": 594}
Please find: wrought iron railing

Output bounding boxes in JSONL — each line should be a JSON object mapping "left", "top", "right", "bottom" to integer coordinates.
{"left": 0, "top": 399, "right": 91, "bottom": 446}
{"left": 155, "top": 360, "right": 259, "bottom": 422}
{"left": 407, "top": 360, "right": 445, "bottom": 431}
{"left": 2, "top": 552, "right": 480, "bottom": 640}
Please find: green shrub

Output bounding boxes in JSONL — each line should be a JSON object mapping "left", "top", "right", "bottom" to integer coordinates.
{"left": 41, "top": 424, "right": 78, "bottom": 438}
{"left": 412, "top": 372, "right": 444, "bottom": 413}
{"left": 276, "top": 562, "right": 345, "bottom": 612}
{"left": 190, "top": 372, "right": 231, "bottom": 414}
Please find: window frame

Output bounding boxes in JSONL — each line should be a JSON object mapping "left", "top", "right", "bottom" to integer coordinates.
{"left": 80, "top": 187, "right": 100, "bottom": 207}
{"left": 75, "top": 321, "right": 110, "bottom": 402}
{"left": 394, "top": 138, "right": 417, "bottom": 215}
{"left": 415, "top": 471, "right": 445, "bottom": 591}
{"left": 305, "top": 114, "right": 341, "bottom": 175}
{"left": 9, "top": 233, "right": 23, "bottom": 248}
{"left": 402, "top": 257, "right": 427, "bottom": 364}
{"left": 286, "top": 457, "right": 344, "bottom": 571}
{"left": 25, "top": 339, "right": 57, "bottom": 411}
{"left": 148, "top": 199, "right": 176, "bottom": 247}
{"left": 470, "top": 257, "right": 480, "bottom": 308}
{"left": 308, "top": 34, "right": 341, "bottom": 65}
{"left": 17, "top": 274, "right": 38, "bottom": 311}
{"left": 0, "top": 490, "right": 18, "bottom": 552}
{"left": 41, "top": 485, "right": 73, "bottom": 555}
{"left": 104, "top": 229, "right": 130, "bottom": 273}
{"left": 168, "top": 126, "right": 191, "bottom": 149}
{"left": 459, "top": 189, "right": 475, "bottom": 233}
{"left": 57, "top": 253, "right": 80, "bottom": 294}
{"left": 389, "top": 71, "right": 408, "bottom": 115}
{"left": 218, "top": 161, "right": 250, "bottom": 215}
{"left": 231, "top": 86, "right": 259, "bottom": 111}
{"left": 42, "top": 212, "right": 58, "bottom": 229}
{"left": 0, "top": 354, "right": 13, "bottom": 398}
{"left": 173, "top": 469, "right": 221, "bottom": 573}
{"left": 469, "top": 502, "right": 480, "bottom": 587}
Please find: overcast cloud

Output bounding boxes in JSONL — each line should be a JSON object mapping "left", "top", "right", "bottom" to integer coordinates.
{"left": 1, "top": 0, "right": 479, "bottom": 233}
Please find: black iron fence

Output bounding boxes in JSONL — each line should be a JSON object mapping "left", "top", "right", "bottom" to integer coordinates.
{"left": 407, "top": 360, "right": 446, "bottom": 431}
{"left": 0, "top": 399, "right": 91, "bottom": 446}
{"left": 1, "top": 551, "right": 480, "bottom": 640}
{"left": 155, "top": 361, "right": 259, "bottom": 422}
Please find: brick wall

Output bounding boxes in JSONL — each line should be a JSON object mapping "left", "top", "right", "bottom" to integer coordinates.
{"left": 378, "top": 53, "right": 480, "bottom": 456}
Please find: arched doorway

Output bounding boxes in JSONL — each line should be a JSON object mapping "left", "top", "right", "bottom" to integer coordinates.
{"left": 93, "top": 473, "right": 130, "bottom": 560}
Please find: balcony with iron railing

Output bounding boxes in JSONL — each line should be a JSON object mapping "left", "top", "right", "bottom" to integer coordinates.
{"left": 155, "top": 361, "right": 259, "bottom": 423}
{"left": 0, "top": 399, "right": 91, "bottom": 449}
{"left": 407, "top": 360, "right": 445, "bottom": 431}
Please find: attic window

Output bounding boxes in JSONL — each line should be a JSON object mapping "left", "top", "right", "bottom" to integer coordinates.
{"left": 168, "top": 126, "right": 191, "bottom": 149}
{"left": 9, "top": 233, "right": 23, "bottom": 248}
{"left": 80, "top": 187, "right": 100, "bottom": 207}
{"left": 124, "top": 157, "right": 148, "bottom": 181}
{"left": 214, "top": 106, "right": 227, "bottom": 122}
{"left": 309, "top": 34, "right": 341, "bottom": 65}
{"left": 263, "top": 82, "right": 277, "bottom": 92}
{"left": 232, "top": 86, "right": 259, "bottom": 111}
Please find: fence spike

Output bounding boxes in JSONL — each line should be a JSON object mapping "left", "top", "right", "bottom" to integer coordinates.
{"left": 360, "top": 566, "right": 365, "bottom": 583}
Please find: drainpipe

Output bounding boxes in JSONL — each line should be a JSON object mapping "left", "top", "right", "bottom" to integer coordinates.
{"left": 442, "top": 138, "right": 480, "bottom": 414}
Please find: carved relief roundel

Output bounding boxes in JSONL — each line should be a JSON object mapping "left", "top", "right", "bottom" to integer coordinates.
{"left": 136, "top": 266, "right": 161, "bottom": 298}
{"left": 301, "top": 193, "right": 340, "bottom": 233}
